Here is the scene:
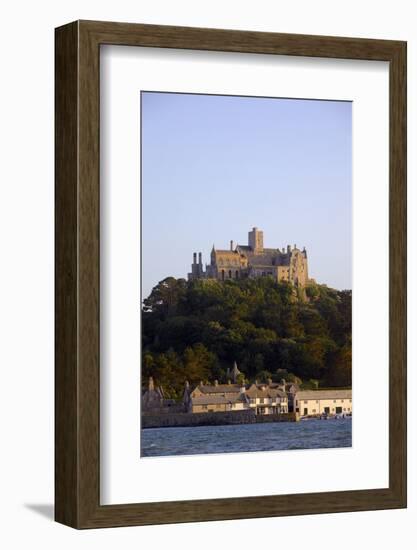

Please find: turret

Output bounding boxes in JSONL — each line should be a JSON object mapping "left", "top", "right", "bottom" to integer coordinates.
{"left": 211, "top": 244, "right": 216, "bottom": 266}
{"left": 248, "top": 227, "right": 264, "bottom": 253}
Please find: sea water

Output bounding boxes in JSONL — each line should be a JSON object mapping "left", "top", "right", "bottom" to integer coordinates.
{"left": 141, "top": 417, "right": 352, "bottom": 457}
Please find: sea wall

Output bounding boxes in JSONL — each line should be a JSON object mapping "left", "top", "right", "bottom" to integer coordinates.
{"left": 255, "top": 413, "right": 297, "bottom": 424}
{"left": 142, "top": 410, "right": 296, "bottom": 429}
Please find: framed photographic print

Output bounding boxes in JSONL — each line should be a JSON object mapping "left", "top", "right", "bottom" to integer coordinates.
{"left": 55, "top": 20, "right": 407, "bottom": 528}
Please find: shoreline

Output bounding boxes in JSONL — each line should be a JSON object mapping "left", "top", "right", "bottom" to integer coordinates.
{"left": 142, "top": 410, "right": 297, "bottom": 429}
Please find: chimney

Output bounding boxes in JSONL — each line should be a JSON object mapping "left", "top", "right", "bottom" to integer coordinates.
{"left": 193, "top": 252, "right": 197, "bottom": 264}
{"left": 287, "top": 245, "right": 291, "bottom": 253}
{"left": 294, "top": 244, "right": 297, "bottom": 250}
{"left": 198, "top": 252, "right": 202, "bottom": 265}
{"left": 148, "top": 377, "right": 154, "bottom": 391}
{"left": 185, "top": 380, "right": 190, "bottom": 389}
{"left": 230, "top": 240, "right": 234, "bottom": 251}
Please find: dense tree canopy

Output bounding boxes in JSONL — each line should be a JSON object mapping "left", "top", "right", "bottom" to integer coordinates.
{"left": 142, "top": 277, "right": 352, "bottom": 399}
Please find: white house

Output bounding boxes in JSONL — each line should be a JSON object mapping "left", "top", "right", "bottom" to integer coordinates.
{"left": 295, "top": 389, "right": 352, "bottom": 417}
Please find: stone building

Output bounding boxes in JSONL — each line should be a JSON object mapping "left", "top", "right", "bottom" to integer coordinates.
{"left": 245, "top": 381, "right": 288, "bottom": 415}
{"left": 295, "top": 389, "right": 352, "bottom": 417}
{"left": 185, "top": 374, "right": 289, "bottom": 415}
{"left": 188, "top": 227, "right": 310, "bottom": 287}
{"left": 141, "top": 377, "right": 181, "bottom": 414}
{"left": 185, "top": 379, "right": 248, "bottom": 413}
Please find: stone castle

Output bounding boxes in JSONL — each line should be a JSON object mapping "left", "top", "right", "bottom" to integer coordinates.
{"left": 188, "top": 227, "right": 311, "bottom": 287}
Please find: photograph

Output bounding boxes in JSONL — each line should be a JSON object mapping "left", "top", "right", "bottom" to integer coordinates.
{"left": 140, "top": 91, "right": 353, "bottom": 457}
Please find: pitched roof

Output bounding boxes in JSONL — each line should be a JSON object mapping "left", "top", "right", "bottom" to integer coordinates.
{"left": 296, "top": 389, "right": 352, "bottom": 400}
{"left": 196, "top": 384, "right": 241, "bottom": 394}
{"left": 213, "top": 250, "right": 238, "bottom": 257}
{"left": 245, "top": 384, "right": 286, "bottom": 399}
{"left": 246, "top": 251, "right": 291, "bottom": 268}
{"left": 191, "top": 393, "right": 247, "bottom": 405}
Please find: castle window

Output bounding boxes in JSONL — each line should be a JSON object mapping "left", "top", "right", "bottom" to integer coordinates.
{"left": 235, "top": 270, "right": 239, "bottom": 279}
{"left": 221, "top": 269, "right": 225, "bottom": 281}
{"left": 228, "top": 270, "right": 232, "bottom": 279}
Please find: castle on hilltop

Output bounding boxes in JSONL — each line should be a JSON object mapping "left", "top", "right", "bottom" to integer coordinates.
{"left": 188, "top": 227, "right": 311, "bottom": 287}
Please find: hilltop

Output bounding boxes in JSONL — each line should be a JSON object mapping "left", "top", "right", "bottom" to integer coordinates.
{"left": 142, "top": 277, "right": 351, "bottom": 399}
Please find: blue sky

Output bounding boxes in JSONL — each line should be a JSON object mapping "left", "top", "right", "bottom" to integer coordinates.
{"left": 141, "top": 92, "right": 352, "bottom": 298}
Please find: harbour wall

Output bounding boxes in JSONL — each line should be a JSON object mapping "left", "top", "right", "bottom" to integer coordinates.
{"left": 142, "top": 410, "right": 296, "bottom": 429}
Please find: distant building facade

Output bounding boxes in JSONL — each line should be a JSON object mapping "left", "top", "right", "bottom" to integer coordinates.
{"left": 143, "top": 371, "right": 352, "bottom": 419}
{"left": 295, "top": 389, "right": 352, "bottom": 417}
{"left": 188, "top": 227, "right": 311, "bottom": 287}
{"left": 184, "top": 373, "right": 289, "bottom": 415}
{"left": 245, "top": 381, "right": 288, "bottom": 415}
{"left": 142, "top": 377, "right": 182, "bottom": 414}
{"left": 188, "top": 382, "right": 249, "bottom": 413}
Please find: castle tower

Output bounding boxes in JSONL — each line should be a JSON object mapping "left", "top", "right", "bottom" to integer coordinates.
{"left": 248, "top": 227, "right": 264, "bottom": 253}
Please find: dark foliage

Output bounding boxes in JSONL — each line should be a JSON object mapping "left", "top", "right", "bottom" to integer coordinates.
{"left": 142, "top": 277, "right": 352, "bottom": 398}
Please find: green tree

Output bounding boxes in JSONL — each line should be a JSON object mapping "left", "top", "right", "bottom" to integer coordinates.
{"left": 141, "top": 277, "right": 351, "bottom": 396}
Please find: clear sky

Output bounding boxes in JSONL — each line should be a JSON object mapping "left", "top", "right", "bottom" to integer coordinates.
{"left": 141, "top": 91, "right": 352, "bottom": 298}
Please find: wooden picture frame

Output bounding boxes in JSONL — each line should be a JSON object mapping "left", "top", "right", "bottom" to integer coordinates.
{"left": 55, "top": 20, "right": 407, "bottom": 528}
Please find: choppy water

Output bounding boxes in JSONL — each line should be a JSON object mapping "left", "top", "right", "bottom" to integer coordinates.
{"left": 141, "top": 418, "right": 352, "bottom": 457}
